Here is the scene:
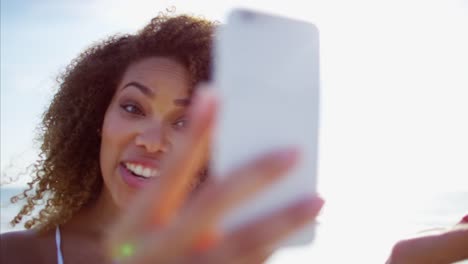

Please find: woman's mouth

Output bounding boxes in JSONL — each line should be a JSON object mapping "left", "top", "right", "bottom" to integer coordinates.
{"left": 119, "top": 161, "right": 160, "bottom": 189}
{"left": 123, "top": 162, "right": 160, "bottom": 178}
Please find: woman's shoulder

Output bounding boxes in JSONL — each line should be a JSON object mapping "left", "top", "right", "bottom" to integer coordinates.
{"left": 1, "top": 229, "right": 54, "bottom": 264}
{"left": 1, "top": 229, "right": 36, "bottom": 251}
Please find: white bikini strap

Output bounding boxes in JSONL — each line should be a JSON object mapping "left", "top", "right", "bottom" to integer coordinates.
{"left": 55, "top": 226, "right": 64, "bottom": 264}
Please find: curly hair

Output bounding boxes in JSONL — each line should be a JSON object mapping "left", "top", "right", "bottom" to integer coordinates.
{"left": 10, "top": 10, "right": 217, "bottom": 233}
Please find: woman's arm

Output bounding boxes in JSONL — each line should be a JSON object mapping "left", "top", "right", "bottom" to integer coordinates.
{"left": 387, "top": 222, "right": 468, "bottom": 264}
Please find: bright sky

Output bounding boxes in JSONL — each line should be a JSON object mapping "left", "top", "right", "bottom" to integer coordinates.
{"left": 1, "top": 0, "right": 467, "bottom": 262}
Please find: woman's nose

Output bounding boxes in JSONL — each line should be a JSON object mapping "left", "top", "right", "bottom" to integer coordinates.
{"left": 135, "top": 125, "right": 169, "bottom": 153}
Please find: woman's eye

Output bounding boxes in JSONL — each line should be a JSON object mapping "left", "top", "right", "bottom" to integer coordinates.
{"left": 173, "top": 118, "right": 188, "bottom": 130}
{"left": 121, "top": 104, "right": 144, "bottom": 116}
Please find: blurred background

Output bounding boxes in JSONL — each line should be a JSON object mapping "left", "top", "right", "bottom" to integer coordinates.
{"left": 1, "top": 0, "right": 467, "bottom": 263}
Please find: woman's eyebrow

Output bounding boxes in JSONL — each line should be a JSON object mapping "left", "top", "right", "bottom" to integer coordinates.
{"left": 123, "top": 81, "right": 190, "bottom": 107}
{"left": 122, "top": 81, "right": 155, "bottom": 98}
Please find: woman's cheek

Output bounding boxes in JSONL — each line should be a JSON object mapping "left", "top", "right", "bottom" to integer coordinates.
{"left": 105, "top": 110, "right": 137, "bottom": 142}
{"left": 165, "top": 125, "right": 186, "bottom": 154}
{"left": 101, "top": 111, "right": 132, "bottom": 170}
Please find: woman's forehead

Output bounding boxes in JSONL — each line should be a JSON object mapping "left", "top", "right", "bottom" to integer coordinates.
{"left": 119, "top": 57, "right": 191, "bottom": 95}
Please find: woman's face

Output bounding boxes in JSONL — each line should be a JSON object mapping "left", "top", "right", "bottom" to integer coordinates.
{"left": 100, "top": 57, "right": 193, "bottom": 209}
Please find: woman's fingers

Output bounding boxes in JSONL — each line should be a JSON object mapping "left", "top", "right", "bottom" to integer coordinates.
{"left": 105, "top": 89, "right": 217, "bottom": 257}
{"left": 172, "top": 147, "right": 302, "bottom": 251}
{"left": 221, "top": 196, "right": 323, "bottom": 264}
{"left": 104, "top": 86, "right": 319, "bottom": 264}
{"left": 187, "top": 196, "right": 324, "bottom": 264}
{"left": 148, "top": 88, "right": 217, "bottom": 225}
{"left": 126, "top": 148, "right": 304, "bottom": 263}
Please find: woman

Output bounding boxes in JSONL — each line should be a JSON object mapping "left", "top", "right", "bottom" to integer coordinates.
{"left": 0, "top": 12, "right": 324, "bottom": 264}
{"left": 2, "top": 11, "right": 466, "bottom": 264}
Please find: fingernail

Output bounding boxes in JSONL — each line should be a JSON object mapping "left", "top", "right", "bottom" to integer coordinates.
{"left": 298, "top": 196, "right": 325, "bottom": 216}
{"left": 191, "top": 89, "right": 209, "bottom": 114}
{"left": 194, "top": 86, "right": 216, "bottom": 104}
{"left": 190, "top": 88, "right": 217, "bottom": 119}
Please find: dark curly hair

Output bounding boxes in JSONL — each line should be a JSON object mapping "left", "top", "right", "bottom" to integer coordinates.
{"left": 10, "top": 10, "right": 217, "bottom": 233}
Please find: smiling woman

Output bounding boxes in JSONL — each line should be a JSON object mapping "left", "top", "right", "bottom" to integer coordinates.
{"left": 101, "top": 57, "right": 199, "bottom": 204}
{"left": 0, "top": 11, "right": 217, "bottom": 264}
{"left": 7, "top": 12, "right": 214, "bottom": 233}
{"left": 0, "top": 8, "right": 324, "bottom": 264}
{"left": 1, "top": 5, "right": 467, "bottom": 264}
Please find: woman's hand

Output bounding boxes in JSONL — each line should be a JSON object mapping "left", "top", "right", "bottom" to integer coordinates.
{"left": 386, "top": 223, "right": 468, "bottom": 264}
{"left": 104, "top": 89, "right": 324, "bottom": 264}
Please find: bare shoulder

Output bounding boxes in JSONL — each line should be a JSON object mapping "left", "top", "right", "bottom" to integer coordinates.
{"left": 1, "top": 230, "right": 34, "bottom": 252}
{"left": 1, "top": 229, "right": 53, "bottom": 264}
{"left": 1, "top": 230, "right": 36, "bottom": 263}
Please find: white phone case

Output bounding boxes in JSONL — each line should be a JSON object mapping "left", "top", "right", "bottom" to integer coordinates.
{"left": 213, "top": 8, "right": 320, "bottom": 246}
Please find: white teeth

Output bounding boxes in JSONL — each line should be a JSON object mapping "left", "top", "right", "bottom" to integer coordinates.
{"left": 135, "top": 165, "right": 144, "bottom": 176}
{"left": 124, "top": 163, "right": 159, "bottom": 178}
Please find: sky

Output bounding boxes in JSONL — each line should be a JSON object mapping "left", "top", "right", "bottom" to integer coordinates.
{"left": 1, "top": 0, "right": 468, "bottom": 262}
{"left": 2, "top": 0, "right": 467, "bottom": 192}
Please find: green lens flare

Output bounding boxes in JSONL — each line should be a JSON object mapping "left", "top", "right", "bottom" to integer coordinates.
{"left": 113, "top": 242, "right": 136, "bottom": 261}
{"left": 121, "top": 243, "right": 135, "bottom": 257}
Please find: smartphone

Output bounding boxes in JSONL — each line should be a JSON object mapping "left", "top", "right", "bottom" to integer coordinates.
{"left": 212, "top": 8, "right": 320, "bottom": 247}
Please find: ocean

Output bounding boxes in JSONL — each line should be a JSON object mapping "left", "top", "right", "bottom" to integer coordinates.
{"left": 1, "top": 186, "right": 467, "bottom": 263}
